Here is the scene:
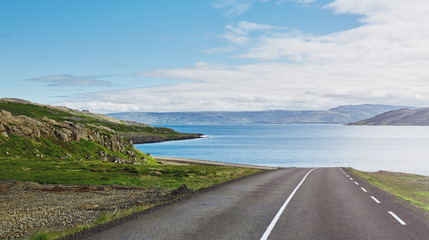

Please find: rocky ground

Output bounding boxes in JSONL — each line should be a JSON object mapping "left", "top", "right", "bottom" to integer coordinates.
{"left": 0, "top": 180, "right": 191, "bottom": 239}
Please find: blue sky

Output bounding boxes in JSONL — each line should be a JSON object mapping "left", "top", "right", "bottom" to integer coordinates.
{"left": 1, "top": 0, "right": 429, "bottom": 112}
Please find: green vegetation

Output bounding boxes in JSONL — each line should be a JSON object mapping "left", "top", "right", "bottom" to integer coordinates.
{"left": 0, "top": 155, "right": 260, "bottom": 189}
{"left": 29, "top": 232, "right": 49, "bottom": 240}
{"left": 0, "top": 101, "right": 75, "bottom": 121}
{"left": 0, "top": 134, "right": 151, "bottom": 163}
{"left": 348, "top": 168, "right": 429, "bottom": 212}
{"left": 0, "top": 134, "right": 259, "bottom": 189}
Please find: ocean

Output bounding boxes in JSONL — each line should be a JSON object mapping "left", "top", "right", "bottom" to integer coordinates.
{"left": 135, "top": 124, "right": 429, "bottom": 176}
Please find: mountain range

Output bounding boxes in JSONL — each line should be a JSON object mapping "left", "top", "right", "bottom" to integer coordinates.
{"left": 107, "top": 104, "right": 413, "bottom": 125}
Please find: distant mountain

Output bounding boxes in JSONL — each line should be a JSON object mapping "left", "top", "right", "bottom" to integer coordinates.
{"left": 107, "top": 104, "right": 412, "bottom": 125}
{"left": 351, "top": 108, "right": 429, "bottom": 125}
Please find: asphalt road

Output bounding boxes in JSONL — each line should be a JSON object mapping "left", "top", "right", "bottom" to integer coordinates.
{"left": 69, "top": 168, "right": 429, "bottom": 240}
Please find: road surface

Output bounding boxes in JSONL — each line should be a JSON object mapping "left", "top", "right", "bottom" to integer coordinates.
{"left": 66, "top": 168, "right": 429, "bottom": 240}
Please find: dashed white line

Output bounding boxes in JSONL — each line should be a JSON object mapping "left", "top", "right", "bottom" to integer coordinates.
{"left": 388, "top": 211, "right": 407, "bottom": 225}
{"left": 260, "top": 168, "right": 316, "bottom": 240}
{"left": 371, "top": 196, "right": 381, "bottom": 204}
{"left": 350, "top": 178, "right": 353, "bottom": 181}
{"left": 339, "top": 168, "right": 346, "bottom": 175}
{"left": 354, "top": 181, "right": 359, "bottom": 185}
{"left": 361, "top": 187, "right": 367, "bottom": 192}
{"left": 346, "top": 175, "right": 349, "bottom": 177}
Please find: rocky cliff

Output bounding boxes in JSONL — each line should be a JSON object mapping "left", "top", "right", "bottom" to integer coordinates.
{"left": 0, "top": 109, "right": 131, "bottom": 154}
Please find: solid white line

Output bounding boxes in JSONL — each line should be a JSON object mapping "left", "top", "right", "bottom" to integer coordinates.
{"left": 371, "top": 196, "right": 381, "bottom": 204}
{"left": 388, "top": 211, "right": 407, "bottom": 225}
{"left": 361, "top": 187, "right": 367, "bottom": 192}
{"left": 260, "top": 168, "right": 316, "bottom": 240}
{"left": 354, "top": 181, "right": 359, "bottom": 185}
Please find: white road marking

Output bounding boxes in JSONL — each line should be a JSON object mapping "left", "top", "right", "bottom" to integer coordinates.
{"left": 361, "top": 187, "right": 367, "bottom": 192}
{"left": 388, "top": 211, "right": 407, "bottom": 225}
{"left": 346, "top": 175, "right": 349, "bottom": 177}
{"left": 338, "top": 168, "right": 346, "bottom": 174}
{"left": 371, "top": 196, "right": 381, "bottom": 204}
{"left": 350, "top": 178, "right": 353, "bottom": 181}
{"left": 354, "top": 181, "right": 359, "bottom": 185}
{"left": 260, "top": 168, "right": 316, "bottom": 240}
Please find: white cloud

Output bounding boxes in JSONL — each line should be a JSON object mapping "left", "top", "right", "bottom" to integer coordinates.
{"left": 203, "top": 46, "right": 236, "bottom": 54}
{"left": 277, "top": 0, "right": 315, "bottom": 4}
{"left": 212, "top": 0, "right": 255, "bottom": 16}
{"left": 236, "top": 0, "right": 429, "bottom": 66}
{"left": 59, "top": 0, "right": 429, "bottom": 113}
{"left": 233, "top": 21, "right": 284, "bottom": 32}
{"left": 222, "top": 21, "right": 286, "bottom": 45}
{"left": 25, "top": 74, "right": 112, "bottom": 87}
{"left": 212, "top": 0, "right": 317, "bottom": 16}
{"left": 58, "top": 101, "right": 141, "bottom": 113}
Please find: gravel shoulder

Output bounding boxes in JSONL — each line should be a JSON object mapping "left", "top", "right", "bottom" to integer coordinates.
{"left": 0, "top": 180, "right": 191, "bottom": 239}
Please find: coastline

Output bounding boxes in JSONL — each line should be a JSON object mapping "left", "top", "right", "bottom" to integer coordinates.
{"left": 123, "top": 133, "right": 203, "bottom": 144}
{"left": 154, "top": 156, "right": 278, "bottom": 170}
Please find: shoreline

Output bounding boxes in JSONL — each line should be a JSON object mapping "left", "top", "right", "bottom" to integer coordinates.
{"left": 124, "top": 133, "right": 203, "bottom": 144}
{"left": 154, "top": 156, "right": 279, "bottom": 170}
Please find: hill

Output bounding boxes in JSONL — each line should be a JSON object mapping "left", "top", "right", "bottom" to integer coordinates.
{"left": 351, "top": 108, "right": 429, "bottom": 125}
{"left": 107, "top": 104, "right": 411, "bottom": 125}
{"left": 0, "top": 98, "right": 200, "bottom": 161}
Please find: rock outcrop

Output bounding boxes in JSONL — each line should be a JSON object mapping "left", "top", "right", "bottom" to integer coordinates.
{"left": 0, "top": 110, "right": 131, "bottom": 153}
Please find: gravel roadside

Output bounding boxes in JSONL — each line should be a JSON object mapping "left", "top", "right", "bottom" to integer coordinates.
{"left": 0, "top": 180, "right": 191, "bottom": 239}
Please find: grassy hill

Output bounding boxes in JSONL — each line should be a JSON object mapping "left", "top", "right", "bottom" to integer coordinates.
{"left": 0, "top": 98, "right": 201, "bottom": 143}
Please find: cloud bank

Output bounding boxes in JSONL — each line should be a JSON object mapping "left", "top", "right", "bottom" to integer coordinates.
{"left": 59, "top": 0, "right": 429, "bottom": 113}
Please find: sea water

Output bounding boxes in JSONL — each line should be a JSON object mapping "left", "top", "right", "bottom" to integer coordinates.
{"left": 135, "top": 125, "right": 429, "bottom": 176}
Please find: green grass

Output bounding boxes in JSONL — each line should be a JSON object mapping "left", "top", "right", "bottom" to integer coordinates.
{"left": 348, "top": 168, "right": 429, "bottom": 212}
{"left": 0, "top": 156, "right": 261, "bottom": 189}
{"left": 0, "top": 134, "right": 149, "bottom": 163}
{"left": 0, "top": 101, "right": 76, "bottom": 121}
{"left": 28, "top": 225, "right": 92, "bottom": 240}
{"left": 29, "top": 232, "right": 49, "bottom": 240}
